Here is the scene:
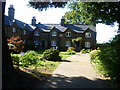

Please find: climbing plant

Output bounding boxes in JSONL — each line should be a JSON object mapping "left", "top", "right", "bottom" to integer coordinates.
{"left": 72, "top": 37, "right": 82, "bottom": 44}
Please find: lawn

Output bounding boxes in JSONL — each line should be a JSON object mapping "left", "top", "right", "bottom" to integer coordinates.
{"left": 10, "top": 50, "right": 74, "bottom": 88}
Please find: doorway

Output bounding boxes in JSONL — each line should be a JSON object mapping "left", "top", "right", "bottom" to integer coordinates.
{"left": 42, "top": 40, "right": 46, "bottom": 50}
{"left": 76, "top": 41, "right": 80, "bottom": 52}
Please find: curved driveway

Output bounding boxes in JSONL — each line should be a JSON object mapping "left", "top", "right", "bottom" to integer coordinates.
{"left": 43, "top": 53, "right": 111, "bottom": 88}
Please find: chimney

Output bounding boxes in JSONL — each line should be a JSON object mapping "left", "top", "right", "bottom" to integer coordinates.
{"left": 61, "top": 16, "right": 65, "bottom": 26}
{"left": 8, "top": 5, "right": 15, "bottom": 19}
{"left": 31, "top": 16, "right": 36, "bottom": 26}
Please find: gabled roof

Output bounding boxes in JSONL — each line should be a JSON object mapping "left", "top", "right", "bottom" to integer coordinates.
{"left": 4, "top": 15, "right": 34, "bottom": 32}
{"left": 35, "top": 24, "right": 96, "bottom": 33}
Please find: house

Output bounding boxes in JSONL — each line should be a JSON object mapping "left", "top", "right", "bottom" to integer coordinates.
{"left": 4, "top": 5, "right": 96, "bottom": 51}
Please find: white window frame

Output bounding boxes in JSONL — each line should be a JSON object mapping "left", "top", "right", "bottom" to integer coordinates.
{"left": 85, "top": 42, "right": 91, "bottom": 48}
{"left": 85, "top": 32, "right": 91, "bottom": 38}
{"left": 23, "top": 30, "right": 26, "bottom": 35}
{"left": 51, "top": 31, "right": 57, "bottom": 36}
{"left": 34, "top": 40, "right": 39, "bottom": 45}
{"left": 51, "top": 40, "right": 56, "bottom": 46}
{"left": 12, "top": 27, "right": 16, "bottom": 32}
{"left": 34, "top": 31, "right": 40, "bottom": 36}
{"left": 66, "top": 41, "right": 71, "bottom": 47}
{"left": 66, "top": 32, "right": 71, "bottom": 37}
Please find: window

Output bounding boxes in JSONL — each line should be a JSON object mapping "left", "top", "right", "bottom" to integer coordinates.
{"left": 85, "top": 32, "right": 91, "bottom": 38}
{"left": 66, "top": 32, "right": 71, "bottom": 37}
{"left": 66, "top": 41, "right": 71, "bottom": 47}
{"left": 85, "top": 42, "right": 91, "bottom": 48}
{"left": 34, "top": 40, "right": 39, "bottom": 45}
{"left": 12, "top": 27, "right": 16, "bottom": 32}
{"left": 51, "top": 40, "right": 56, "bottom": 46}
{"left": 51, "top": 31, "right": 57, "bottom": 36}
{"left": 34, "top": 31, "right": 40, "bottom": 36}
{"left": 23, "top": 30, "right": 26, "bottom": 35}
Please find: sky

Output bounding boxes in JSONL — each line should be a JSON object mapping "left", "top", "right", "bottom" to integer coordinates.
{"left": 5, "top": 0, "right": 118, "bottom": 43}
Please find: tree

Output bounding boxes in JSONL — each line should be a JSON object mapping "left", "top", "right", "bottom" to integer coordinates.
{"left": 64, "top": 2, "right": 120, "bottom": 29}
{"left": 7, "top": 36, "right": 24, "bottom": 53}
{"left": 2, "top": 1, "right": 68, "bottom": 88}
{"left": 28, "top": 1, "right": 67, "bottom": 11}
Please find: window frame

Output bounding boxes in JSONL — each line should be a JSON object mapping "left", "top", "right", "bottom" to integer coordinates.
{"left": 66, "top": 32, "right": 71, "bottom": 37}
{"left": 85, "top": 42, "right": 91, "bottom": 48}
{"left": 23, "top": 30, "right": 26, "bottom": 35}
{"left": 65, "top": 41, "right": 71, "bottom": 47}
{"left": 34, "top": 31, "right": 40, "bottom": 36}
{"left": 12, "top": 27, "right": 16, "bottom": 32}
{"left": 85, "top": 32, "right": 91, "bottom": 38}
{"left": 51, "top": 31, "right": 57, "bottom": 36}
{"left": 34, "top": 40, "right": 39, "bottom": 45}
{"left": 51, "top": 40, "right": 56, "bottom": 46}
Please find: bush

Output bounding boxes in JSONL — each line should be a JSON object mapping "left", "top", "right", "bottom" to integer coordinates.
{"left": 19, "top": 51, "right": 39, "bottom": 66}
{"left": 90, "top": 35, "right": 120, "bottom": 87}
{"left": 43, "top": 49, "right": 61, "bottom": 61}
{"left": 11, "top": 54, "right": 19, "bottom": 65}
{"left": 80, "top": 49, "right": 91, "bottom": 54}
{"left": 66, "top": 47, "right": 76, "bottom": 55}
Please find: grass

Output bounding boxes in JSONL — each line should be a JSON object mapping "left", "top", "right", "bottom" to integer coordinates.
{"left": 12, "top": 51, "right": 74, "bottom": 88}
{"left": 60, "top": 52, "right": 73, "bottom": 60}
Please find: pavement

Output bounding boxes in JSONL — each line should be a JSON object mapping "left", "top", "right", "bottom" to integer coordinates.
{"left": 42, "top": 53, "right": 111, "bottom": 88}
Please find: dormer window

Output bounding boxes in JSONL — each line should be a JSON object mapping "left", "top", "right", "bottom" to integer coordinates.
{"left": 51, "top": 40, "right": 56, "bottom": 46}
{"left": 85, "top": 32, "right": 91, "bottom": 38}
{"left": 34, "top": 40, "right": 39, "bottom": 45}
{"left": 65, "top": 41, "right": 71, "bottom": 47}
{"left": 66, "top": 32, "right": 71, "bottom": 37}
{"left": 51, "top": 31, "right": 57, "bottom": 36}
{"left": 12, "top": 27, "right": 16, "bottom": 32}
{"left": 23, "top": 30, "right": 26, "bottom": 35}
{"left": 34, "top": 31, "right": 40, "bottom": 36}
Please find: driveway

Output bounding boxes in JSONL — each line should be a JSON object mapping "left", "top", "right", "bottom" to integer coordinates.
{"left": 42, "top": 53, "right": 111, "bottom": 88}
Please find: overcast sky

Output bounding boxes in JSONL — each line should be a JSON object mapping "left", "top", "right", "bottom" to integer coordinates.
{"left": 5, "top": 0, "right": 118, "bottom": 43}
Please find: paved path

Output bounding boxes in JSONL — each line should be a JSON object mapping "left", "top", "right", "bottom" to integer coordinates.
{"left": 43, "top": 53, "right": 111, "bottom": 88}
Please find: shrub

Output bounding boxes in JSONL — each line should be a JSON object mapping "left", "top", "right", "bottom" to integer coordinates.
{"left": 7, "top": 36, "right": 24, "bottom": 53}
{"left": 19, "top": 50, "right": 39, "bottom": 66}
{"left": 66, "top": 47, "right": 76, "bottom": 55}
{"left": 90, "top": 50, "right": 101, "bottom": 63}
{"left": 90, "top": 35, "right": 120, "bottom": 87}
{"left": 80, "top": 49, "right": 91, "bottom": 54}
{"left": 11, "top": 53, "right": 19, "bottom": 65}
{"left": 43, "top": 49, "right": 61, "bottom": 61}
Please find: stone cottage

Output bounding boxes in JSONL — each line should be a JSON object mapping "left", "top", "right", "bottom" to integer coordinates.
{"left": 4, "top": 5, "right": 96, "bottom": 51}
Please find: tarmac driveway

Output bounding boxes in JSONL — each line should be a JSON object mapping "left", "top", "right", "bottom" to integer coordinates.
{"left": 43, "top": 53, "right": 111, "bottom": 88}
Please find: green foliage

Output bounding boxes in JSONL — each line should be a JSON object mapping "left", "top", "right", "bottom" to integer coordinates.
{"left": 66, "top": 47, "right": 76, "bottom": 55}
{"left": 72, "top": 37, "right": 82, "bottom": 44}
{"left": 90, "top": 35, "right": 120, "bottom": 87}
{"left": 19, "top": 51, "right": 39, "bottom": 66}
{"left": 64, "top": 2, "right": 120, "bottom": 26}
{"left": 43, "top": 49, "right": 61, "bottom": 61}
{"left": 11, "top": 53, "right": 19, "bottom": 65}
{"left": 28, "top": 2, "right": 67, "bottom": 11}
{"left": 80, "top": 49, "right": 91, "bottom": 54}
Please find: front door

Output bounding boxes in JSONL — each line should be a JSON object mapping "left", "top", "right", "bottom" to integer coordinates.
{"left": 42, "top": 40, "right": 45, "bottom": 50}
{"left": 76, "top": 41, "right": 80, "bottom": 52}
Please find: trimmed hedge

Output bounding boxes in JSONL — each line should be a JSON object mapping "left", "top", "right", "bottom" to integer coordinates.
{"left": 43, "top": 49, "right": 61, "bottom": 61}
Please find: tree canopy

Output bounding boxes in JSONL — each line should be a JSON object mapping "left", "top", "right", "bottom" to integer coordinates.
{"left": 28, "top": 1, "right": 67, "bottom": 11}
{"left": 64, "top": 2, "right": 120, "bottom": 26}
